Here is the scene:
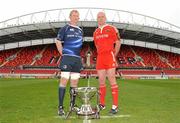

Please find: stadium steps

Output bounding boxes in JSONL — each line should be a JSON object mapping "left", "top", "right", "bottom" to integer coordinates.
{"left": 35, "top": 45, "right": 60, "bottom": 66}
{"left": 130, "top": 46, "right": 145, "bottom": 67}
{"left": 0, "top": 61, "right": 9, "bottom": 67}
{"left": 49, "top": 56, "right": 61, "bottom": 64}
{"left": 0, "top": 48, "right": 23, "bottom": 67}
{"left": 30, "top": 46, "right": 47, "bottom": 66}
{"left": 153, "top": 50, "right": 174, "bottom": 68}
{"left": 156, "top": 50, "right": 180, "bottom": 69}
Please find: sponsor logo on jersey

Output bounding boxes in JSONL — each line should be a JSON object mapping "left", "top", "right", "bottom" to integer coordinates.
{"left": 67, "top": 34, "right": 82, "bottom": 38}
{"left": 95, "top": 34, "right": 109, "bottom": 39}
{"left": 70, "top": 28, "right": 74, "bottom": 31}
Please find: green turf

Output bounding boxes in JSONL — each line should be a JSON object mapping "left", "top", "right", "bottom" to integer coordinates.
{"left": 0, "top": 78, "right": 180, "bottom": 123}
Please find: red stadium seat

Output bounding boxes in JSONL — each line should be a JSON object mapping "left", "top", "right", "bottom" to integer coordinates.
{"left": 0, "top": 44, "right": 179, "bottom": 69}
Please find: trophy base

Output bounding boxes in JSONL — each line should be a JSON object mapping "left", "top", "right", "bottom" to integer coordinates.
{"left": 76, "top": 104, "right": 100, "bottom": 119}
{"left": 76, "top": 104, "right": 95, "bottom": 115}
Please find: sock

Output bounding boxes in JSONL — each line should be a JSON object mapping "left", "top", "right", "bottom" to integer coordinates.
{"left": 70, "top": 87, "right": 76, "bottom": 107}
{"left": 111, "top": 84, "right": 118, "bottom": 108}
{"left": 99, "top": 84, "right": 106, "bottom": 106}
{"left": 58, "top": 86, "right": 66, "bottom": 107}
{"left": 112, "top": 105, "right": 117, "bottom": 110}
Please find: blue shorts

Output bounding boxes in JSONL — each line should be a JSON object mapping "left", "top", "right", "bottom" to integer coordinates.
{"left": 59, "top": 55, "right": 83, "bottom": 73}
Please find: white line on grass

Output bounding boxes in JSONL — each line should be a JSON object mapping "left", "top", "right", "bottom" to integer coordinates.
{"left": 54, "top": 114, "right": 131, "bottom": 119}
{"left": 101, "top": 114, "right": 131, "bottom": 118}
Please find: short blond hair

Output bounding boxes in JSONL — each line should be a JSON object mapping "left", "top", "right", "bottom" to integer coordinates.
{"left": 69, "top": 10, "right": 79, "bottom": 17}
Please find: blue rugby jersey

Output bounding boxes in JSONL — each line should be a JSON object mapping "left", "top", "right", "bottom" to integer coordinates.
{"left": 57, "top": 24, "right": 83, "bottom": 57}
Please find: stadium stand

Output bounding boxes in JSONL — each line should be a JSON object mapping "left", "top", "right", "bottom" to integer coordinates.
{"left": 0, "top": 8, "right": 180, "bottom": 79}
{"left": 156, "top": 50, "right": 180, "bottom": 69}
{"left": 0, "top": 44, "right": 180, "bottom": 77}
{"left": 3, "top": 45, "right": 44, "bottom": 67}
{"left": 33, "top": 45, "right": 60, "bottom": 66}
{"left": 131, "top": 46, "right": 170, "bottom": 68}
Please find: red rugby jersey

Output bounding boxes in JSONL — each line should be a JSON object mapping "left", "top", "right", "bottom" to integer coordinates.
{"left": 93, "top": 24, "right": 119, "bottom": 54}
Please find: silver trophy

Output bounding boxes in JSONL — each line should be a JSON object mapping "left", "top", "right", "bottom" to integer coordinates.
{"left": 65, "top": 74, "right": 100, "bottom": 119}
{"left": 65, "top": 87, "right": 100, "bottom": 119}
{"left": 75, "top": 87, "right": 100, "bottom": 119}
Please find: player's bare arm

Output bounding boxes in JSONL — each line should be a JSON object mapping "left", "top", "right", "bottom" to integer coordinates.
{"left": 114, "top": 33, "right": 121, "bottom": 57}
{"left": 55, "top": 39, "right": 63, "bottom": 55}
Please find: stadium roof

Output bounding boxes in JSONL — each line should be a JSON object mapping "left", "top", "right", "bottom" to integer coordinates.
{"left": 0, "top": 8, "right": 180, "bottom": 53}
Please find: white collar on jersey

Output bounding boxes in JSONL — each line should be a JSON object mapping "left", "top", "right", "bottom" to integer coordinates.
{"left": 98, "top": 24, "right": 109, "bottom": 33}
{"left": 68, "top": 23, "right": 82, "bottom": 31}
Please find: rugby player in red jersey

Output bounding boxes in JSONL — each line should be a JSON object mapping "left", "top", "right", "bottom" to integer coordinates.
{"left": 93, "top": 12, "right": 121, "bottom": 114}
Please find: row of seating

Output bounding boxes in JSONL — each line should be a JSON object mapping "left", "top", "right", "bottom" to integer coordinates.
{"left": 0, "top": 44, "right": 179, "bottom": 68}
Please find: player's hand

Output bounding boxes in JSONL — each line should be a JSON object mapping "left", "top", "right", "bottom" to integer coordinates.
{"left": 115, "top": 59, "right": 118, "bottom": 67}
{"left": 59, "top": 49, "right": 62, "bottom": 56}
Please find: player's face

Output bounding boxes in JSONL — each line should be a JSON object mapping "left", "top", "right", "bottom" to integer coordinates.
{"left": 97, "top": 12, "right": 106, "bottom": 26}
{"left": 70, "top": 12, "right": 80, "bottom": 25}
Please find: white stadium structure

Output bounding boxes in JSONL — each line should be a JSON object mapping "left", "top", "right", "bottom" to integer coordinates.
{"left": 0, "top": 8, "right": 180, "bottom": 79}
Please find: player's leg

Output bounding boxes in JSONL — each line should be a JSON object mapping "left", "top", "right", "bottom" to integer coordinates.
{"left": 107, "top": 68, "right": 119, "bottom": 114}
{"left": 106, "top": 52, "right": 119, "bottom": 113}
{"left": 96, "top": 54, "right": 107, "bottom": 109}
{"left": 70, "top": 72, "right": 80, "bottom": 108}
{"left": 97, "top": 69, "right": 106, "bottom": 110}
{"left": 58, "top": 72, "right": 70, "bottom": 115}
{"left": 69, "top": 57, "right": 82, "bottom": 108}
{"left": 59, "top": 72, "right": 70, "bottom": 105}
{"left": 58, "top": 56, "right": 72, "bottom": 116}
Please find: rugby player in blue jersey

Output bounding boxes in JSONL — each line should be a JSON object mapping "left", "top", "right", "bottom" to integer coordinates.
{"left": 55, "top": 10, "right": 83, "bottom": 116}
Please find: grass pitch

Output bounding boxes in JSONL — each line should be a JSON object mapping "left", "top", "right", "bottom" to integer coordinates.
{"left": 0, "top": 78, "right": 180, "bottom": 123}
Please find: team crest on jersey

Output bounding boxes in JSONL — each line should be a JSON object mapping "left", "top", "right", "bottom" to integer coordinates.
{"left": 63, "top": 65, "right": 67, "bottom": 69}
{"left": 106, "top": 29, "right": 110, "bottom": 32}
